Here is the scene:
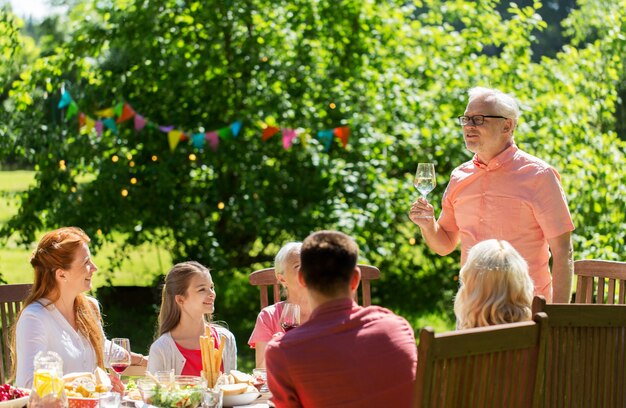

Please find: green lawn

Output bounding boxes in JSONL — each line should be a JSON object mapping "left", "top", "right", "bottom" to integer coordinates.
{"left": 0, "top": 170, "right": 171, "bottom": 286}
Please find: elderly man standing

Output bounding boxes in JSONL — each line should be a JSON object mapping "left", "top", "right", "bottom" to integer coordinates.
{"left": 265, "top": 230, "right": 417, "bottom": 407}
{"left": 410, "top": 87, "right": 575, "bottom": 303}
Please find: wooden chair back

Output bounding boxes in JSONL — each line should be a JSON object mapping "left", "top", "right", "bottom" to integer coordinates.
{"left": 414, "top": 313, "right": 547, "bottom": 408}
{"left": 532, "top": 296, "right": 626, "bottom": 407}
{"left": 248, "top": 264, "right": 380, "bottom": 309}
{"left": 574, "top": 259, "right": 626, "bottom": 304}
{"left": 0, "top": 283, "right": 32, "bottom": 384}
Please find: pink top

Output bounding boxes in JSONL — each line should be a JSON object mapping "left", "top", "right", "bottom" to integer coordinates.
{"left": 439, "top": 144, "right": 575, "bottom": 300}
{"left": 175, "top": 325, "right": 223, "bottom": 376}
{"left": 248, "top": 302, "right": 286, "bottom": 348}
{"left": 266, "top": 298, "right": 417, "bottom": 408}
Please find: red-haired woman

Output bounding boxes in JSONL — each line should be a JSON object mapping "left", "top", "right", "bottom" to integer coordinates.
{"left": 12, "top": 227, "right": 144, "bottom": 389}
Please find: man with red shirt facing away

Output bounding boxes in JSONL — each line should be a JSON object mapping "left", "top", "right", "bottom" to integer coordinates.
{"left": 410, "top": 86, "right": 575, "bottom": 303}
{"left": 265, "top": 230, "right": 417, "bottom": 408}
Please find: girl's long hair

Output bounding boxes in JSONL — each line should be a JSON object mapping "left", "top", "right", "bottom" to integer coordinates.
{"left": 454, "top": 239, "right": 534, "bottom": 329}
{"left": 157, "top": 261, "right": 211, "bottom": 337}
{"left": 10, "top": 227, "right": 105, "bottom": 379}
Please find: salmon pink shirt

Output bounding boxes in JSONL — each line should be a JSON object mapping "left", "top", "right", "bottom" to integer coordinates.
{"left": 438, "top": 144, "right": 574, "bottom": 301}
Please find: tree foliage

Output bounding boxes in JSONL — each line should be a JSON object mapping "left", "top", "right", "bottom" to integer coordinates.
{"left": 1, "top": 0, "right": 625, "bottom": 357}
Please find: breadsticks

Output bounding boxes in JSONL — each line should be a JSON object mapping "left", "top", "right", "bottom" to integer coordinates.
{"left": 200, "top": 329, "right": 226, "bottom": 387}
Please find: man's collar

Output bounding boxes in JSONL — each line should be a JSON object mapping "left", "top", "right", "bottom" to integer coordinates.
{"left": 472, "top": 144, "right": 518, "bottom": 170}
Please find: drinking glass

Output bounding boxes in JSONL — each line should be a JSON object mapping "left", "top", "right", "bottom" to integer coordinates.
{"left": 279, "top": 303, "right": 301, "bottom": 332}
{"left": 107, "top": 338, "right": 131, "bottom": 379}
{"left": 413, "top": 162, "right": 436, "bottom": 217}
{"left": 136, "top": 377, "right": 157, "bottom": 405}
{"left": 253, "top": 368, "right": 268, "bottom": 393}
{"left": 202, "top": 388, "right": 223, "bottom": 408}
{"left": 99, "top": 391, "right": 121, "bottom": 408}
{"left": 155, "top": 369, "right": 175, "bottom": 390}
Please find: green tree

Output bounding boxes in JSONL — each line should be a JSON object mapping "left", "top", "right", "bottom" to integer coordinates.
{"left": 2, "top": 0, "right": 625, "bottom": 362}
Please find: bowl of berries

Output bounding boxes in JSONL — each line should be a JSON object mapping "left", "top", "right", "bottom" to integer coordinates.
{"left": 0, "top": 383, "right": 29, "bottom": 408}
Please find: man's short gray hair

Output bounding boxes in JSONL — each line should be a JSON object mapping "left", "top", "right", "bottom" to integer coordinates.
{"left": 468, "top": 87, "right": 520, "bottom": 124}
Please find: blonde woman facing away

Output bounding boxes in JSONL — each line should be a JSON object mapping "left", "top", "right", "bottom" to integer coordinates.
{"left": 148, "top": 261, "right": 236, "bottom": 376}
{"left": 248, "top": 242, "right": 312, "bottom": 367}
{"left": 454, "top": 239, "right": 534, "bottom": 329}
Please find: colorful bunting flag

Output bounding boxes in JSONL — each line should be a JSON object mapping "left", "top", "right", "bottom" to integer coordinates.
{"left": 317, "top": 129, "right": 334, "bottom": 151}
{"left": 95, "top": 121, "right": 104, "bottom": 137}
{"left": 282, "top": 129, "right": 297, "bottom": 150}
{"left": 113, "top": 102, "right": 124, "bottom": 117}
{"left": 66, "top": 101, "right": 79, "bottom": 120}
{"left": 262, "top": 126, "right": 280, "bottom": 141}
{"left": 58, "top": 91, "right": 73, "bottom": 109}
{"left": 191, "top": 133, "right": 205, "bottom": 149}
{"left": 78, "top": 112, "right": 86, "bottom": 130}
{"left": 56, "top": 89, "right": 353, "bottom": 156}
{"left": 102, "top": 118, "right": 118, "bottom": 134}
{"left": 95, "top": 108, "right": 115, "bottom": 118}
{"left": 168, "top": 130, "right": 184, "bottom": 151}
{"left": 116, "top": 103, "right": 136, "bottom": 124}
{"left": 85, "top": 116, "right": 96, "bottom": 133}
{"left": 217, "top": 127, "right": 230, "bottom": 139}
{"left": 334, "top": 126, "right": 350, "bottom": 148}
{"left": 230, "top": 120, "right": 242, "bottom": 137}
{"left": 205, "top": 131, "right": 219, "bottom": 151}
{"left": 134, "top": 114, "right": 147, "bottom": 131}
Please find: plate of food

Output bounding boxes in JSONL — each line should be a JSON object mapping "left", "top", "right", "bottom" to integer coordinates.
{"left": 221, "top": 384, "right": 260, "bottom": 407}
{"left": 0, "top": 384, "right": 29, "bottom": 408}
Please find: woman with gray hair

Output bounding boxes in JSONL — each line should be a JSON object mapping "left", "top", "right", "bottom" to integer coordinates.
{"left": 248, "top": 242, "right": 311, "bottom": 367}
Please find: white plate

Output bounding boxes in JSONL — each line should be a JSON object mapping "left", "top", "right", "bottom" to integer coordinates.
{"left": 0, "top": 395, "right": 29, "bottom": 408}
{"left": 222, "top": 391, "right": 261, "bottom": 407}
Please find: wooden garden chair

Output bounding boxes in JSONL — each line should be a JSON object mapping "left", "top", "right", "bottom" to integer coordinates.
{"left": 574, "top": 259, "right": 626, "bottom": 304}
{"left": 0, "top": 283, "right": 32, "bottom": 384}
{"left": 414, "top": 313, "right": 548, "bottom": 408}
{"left": 248, "top": 264, "right": 380, "bottom": 309}
{"left": 532, "top": 296, "right": 626, "bottom": 407}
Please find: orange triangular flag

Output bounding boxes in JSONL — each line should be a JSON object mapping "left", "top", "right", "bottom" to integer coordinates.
{"left": 116, "top": 103, "right": 136, "bottom": 123}
{"left": 262, "top": 126, "right": 280, "bottom": 141}
{"left": 333, "top": 126, "right": 350, "bottom": 148}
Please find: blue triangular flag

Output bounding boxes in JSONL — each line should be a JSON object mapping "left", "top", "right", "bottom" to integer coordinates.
{"left": 317, "top": 129, "right": 334, "bottom": 151}
{"left": 58, "top": 91, "right": 73, "bottom": 109}
{"left": 192, "top": 133, "right": 206, "bottom": 149}
{"left": 102, "top": 118, "right": 118, "bottom": 134}
{"left": 230, "top": 120, "right": 242, "bottom": 137}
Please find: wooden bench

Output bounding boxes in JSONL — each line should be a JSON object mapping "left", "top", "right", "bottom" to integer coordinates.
{"left": 532, "top": 296, "right": 626, "bottom": 407}
{"left": 414, "top": 313, "right": 548, "bottom": 408}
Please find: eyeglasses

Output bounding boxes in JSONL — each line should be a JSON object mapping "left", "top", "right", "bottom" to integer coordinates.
{"left": 457, "top": 115, "right": 508, "bottom": 126}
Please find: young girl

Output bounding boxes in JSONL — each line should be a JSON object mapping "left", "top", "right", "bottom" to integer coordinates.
{"left": 454, "top": 239, "right": 534, "bottom": 329}
{"left": 148, "top": 261, "right": 236, "bottom": 376}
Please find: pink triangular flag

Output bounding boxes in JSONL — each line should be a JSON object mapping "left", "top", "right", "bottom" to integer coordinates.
{"left": 134, "top": 114, "right": 146, "bottom": 131}
{"left": 95, "top": 121, "right": 104, "bottom": 137}
{"left": 282, "top": 129, "right": 297, "bottom": 150}
{"left": 205, "top": 131, "right": 219, "bottom": 151}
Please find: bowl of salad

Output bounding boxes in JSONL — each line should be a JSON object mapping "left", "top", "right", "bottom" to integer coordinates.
{"left": 149, "top": 376, "right": 205, "bottom": 408}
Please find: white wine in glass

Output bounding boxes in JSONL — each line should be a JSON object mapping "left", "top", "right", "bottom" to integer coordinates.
{"left": 414, "top": 163, "right": 436, "bottom": 199}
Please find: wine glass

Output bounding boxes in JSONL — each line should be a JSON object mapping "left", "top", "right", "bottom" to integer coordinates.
{"left": 414, "top": 163, "right": 436, "bottom": 213}
{"left": 279, "top": 303, "right": 301, "bottom": 332}
{"left": 107, "top": 338, "right": 131, "bottom": 379}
